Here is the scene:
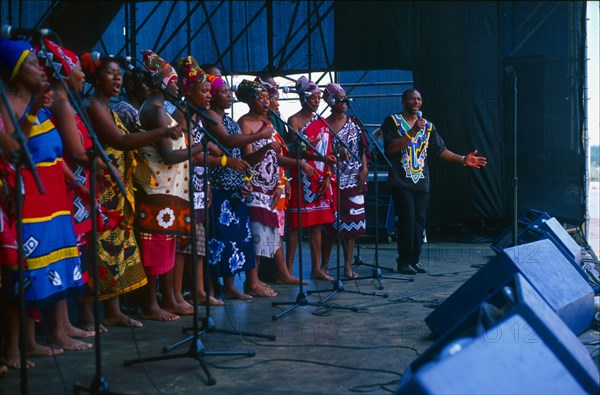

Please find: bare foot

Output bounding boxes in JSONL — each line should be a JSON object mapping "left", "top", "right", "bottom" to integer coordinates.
{"left": 103, "top": 312, "right": 143, "bottom": 328}
{"left": 275, "top": 276, "right": 309, "bottom": 285}
{"left": 2, "top": 355, "right": 35, "bottom": 369}
{"left": 196, "top": 293, "right": 225, "bottom": 306}
{"left": 51, "top": 334, "right": 93, "bottom": 351}
{"left": 141, "top": 306, "right": 180, "bottom": 321}
{"left": 245, "top": 284, "right": 277, "bottom": 298}
{"left": 27, "top": 343, "right": 64, "bottom": 357}
{"left": 310, "top": 270, "right": 334, "bottom": 281}
{"left": 0, "top": 364, "right": 7, "bottom": 375}
{"left": 61, "top": 323, "right": 95, "bottom": 338}
{"left": 78, "top": 322, "right": 108, "bottom": 334}
{"left": 344, "top": 270, "right": 359, "bottom": 279}
{"left": 222, "top": 287, "right": 253, "bottom": 301}
{"left": 163, "top": 301, "right": 193, "bottom": 316}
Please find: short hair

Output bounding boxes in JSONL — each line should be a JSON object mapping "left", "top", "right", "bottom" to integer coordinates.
{"left": 401, "top": 88, "right": 419, "bottom": 103}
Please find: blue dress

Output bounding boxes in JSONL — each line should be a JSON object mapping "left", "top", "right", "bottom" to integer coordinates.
{"left": 207, "top": 115, "right": 255, "bottom": 277}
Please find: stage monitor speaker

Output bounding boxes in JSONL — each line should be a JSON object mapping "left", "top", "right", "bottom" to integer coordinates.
{"left": 398, "top": 273, "right": 600, "bottom": 394}
{"left": 425, "top": 239, "right": 594, "bottom": 338}
{"left": 491, "top": 211, "right": 582, "bottom": 272}
{"left": 490, "top": 209, "right": 551, "bottom": 254}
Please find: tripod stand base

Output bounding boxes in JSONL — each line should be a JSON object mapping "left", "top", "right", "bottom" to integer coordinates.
{"left": 124, "top": 336, "right": 254, "bottom": 386}
{"left": 348, "top": 268, "right": 414, "bottom": 290}
{"left": 271, "top": 291, "right": 324, "bottom": 320}
{"left": 73, "top": 375, "right": 126, "bottom": 395}
{"left": 166, "top": 316, "right": 275, "bottom": 353}
{"left": 309, "top": 279, "right": 388, "bottom": 301}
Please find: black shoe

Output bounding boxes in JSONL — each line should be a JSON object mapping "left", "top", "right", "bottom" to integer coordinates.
{"left": 411, "top": 263, "right": 427, "bottom": 273}
{"left": 397, "top": 263, "right": 417, "bottom": 275}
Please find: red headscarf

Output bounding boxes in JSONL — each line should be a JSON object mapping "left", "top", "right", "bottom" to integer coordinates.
{"left": 177, "top": 55, "right": 207, "bottom": 95}
{"left": 36, "top": 38, "right": 79, "bottom": 82}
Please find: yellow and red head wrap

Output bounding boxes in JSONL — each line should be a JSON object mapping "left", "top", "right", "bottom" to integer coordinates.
{"left": 177, "top": 55, "right": 207, "bottom": 95}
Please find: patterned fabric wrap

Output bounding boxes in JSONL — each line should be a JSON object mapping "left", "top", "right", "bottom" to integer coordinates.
{"left": 294, "top": 76, "right": 319, "bottom": 98}
{"left": 36, "top": 38, "right": 78, "bottom": 82}
{"left": 178, "top": 55, "right": 207, "bottom": 95}
{"left": 7, "top": 106, "right": 82, "bottom": 303}
{"left": 330, "top": 116, "right": 368, "bottom": 238}
{"left": 141, "top": 49, "right": 178, "bottom": 90}
{"left": 323, "top": 83, "right": 345, "bottom": 106}
{"left": 112, "top": 100, "right": 140, "bottom": 134}
{"left": 207, "top": 115, "right": 255, "bottom": 276}
{"left": 208, "top": 189, "right": 255, "bottom": 277}
{"left": 190, "top": 121, "right": 207, "bottom": 222}
{"left": 255, "top": 76, "right": 278, "bottom": 97}
{"left": 134, "top": 113, "right": 191, "bottom": 235}
{"left": 208, "top": 115, "right": 244, "bottom": 191}
{"left": 62, "top": 113, "right": 93, "bottom": 236}
{"left": 0, "top": 37, "right": 32, "bottom": 83}
{"left": 0, "top": 145, "right": 17, "bottom": 267}
{"left": 246, "top": 134, "right": 279, "bottom": 228}
{"left": 287, "top": 116, "right": 334, "bottom": 228}
{"left": 90, "top": 111, "right": 147, "bottom": 301}
{"left": 236, "top": 79, "right": 265, "bottom": 103}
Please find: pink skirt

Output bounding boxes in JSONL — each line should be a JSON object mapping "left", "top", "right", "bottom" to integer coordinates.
{"left": 140, "top": 232, "right": 176, "bottom": 276}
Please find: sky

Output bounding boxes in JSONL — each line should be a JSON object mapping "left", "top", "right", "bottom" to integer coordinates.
{"left": 588, "top": 1, "right": 599, "bottom": 147}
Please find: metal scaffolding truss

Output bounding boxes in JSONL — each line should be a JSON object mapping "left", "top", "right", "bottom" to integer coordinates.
{"left": 1, "top": 0, "right": 336, "bottom": 75}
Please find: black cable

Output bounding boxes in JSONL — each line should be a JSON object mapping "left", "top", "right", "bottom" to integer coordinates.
{"left": 204, "top": 356, "right": 404, "bottom": 377}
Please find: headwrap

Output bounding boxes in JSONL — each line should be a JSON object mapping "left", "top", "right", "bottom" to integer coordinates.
{"left": 235, "top": 79, "right": 266, "bottom": 104}
{"left": 207, "top": 74, "right": 226, "bottom": 96}
{"left": 177, "top": 55, "right": 207, "bottom": 95}
{"left": 80, "top": 51, "right": 103, "bottom": 79}
{"left": 0, "top": 37, "right": 33, "bottom": 83}
{"left": 36, "top": 38, "right": 79, "bottom": 82}
{"left": 255, "top": 76, "right": 278, "bottom": 98}
{"left": 323, "top": 83, "right": 346, "bottom": 106}
{"left": 141, "top": 49, "right": 178, "bottom": 90}
{"left": 294, "top": 75, "right": 319, "bottom": 99}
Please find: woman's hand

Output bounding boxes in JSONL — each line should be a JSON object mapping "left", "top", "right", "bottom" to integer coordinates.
{"left": 270, "top": 187, "right": 282, "bottom": 210}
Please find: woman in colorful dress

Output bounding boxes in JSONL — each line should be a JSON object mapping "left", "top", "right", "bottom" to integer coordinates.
{"left": 81, "top": 52, "right": 179, "bottom": 327}
{"left": 203, "top": 75, "right": 275, "bottom": 299}
{"left": 286, "top": 76, "right": 336, "bottom": 281}
{"left": 36, "top": 39, "right": 96, "bottom": 350}
{"left": 0, "top": 36, "right": 81, "bottom": 368}
{"left": 241, "top": 79, "right": 309, "bottom": 285}
{"left": 171, "top": 56, "right": 226, "bottom": 306}
{"left": 135, "top": 49, "right": 209, "bottom": 319}
{"left": 320, "top": 83, "right": 369, "bottom": 279}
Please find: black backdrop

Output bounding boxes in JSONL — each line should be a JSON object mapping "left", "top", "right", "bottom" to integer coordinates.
{"left": 1, "top": 1, "right": 587, "bottom": 234}
{"left": 334, "top": 1, "right": 586, "bottom": 231}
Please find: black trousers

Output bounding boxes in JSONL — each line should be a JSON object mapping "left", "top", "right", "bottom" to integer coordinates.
{"left": 391, "top": 187, "right": 429, "bottom": 265}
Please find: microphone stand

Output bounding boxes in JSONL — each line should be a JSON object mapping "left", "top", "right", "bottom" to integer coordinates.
{"left": 1, "top": 79, "right": 45, "bottom": 395}
{"left": 302, "top": 100, "right": 388, "bottom": 302}
{"left": 255, "top": 97, "right": 355, "bottom": 319}
{"left": 124, "top": 97, "right": 271, "bottom": 387}
{"left": 346, "top": 103, "right": 414, "bottom": 287}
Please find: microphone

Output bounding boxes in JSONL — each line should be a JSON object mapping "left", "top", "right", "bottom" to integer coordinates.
{"left": 1, "top": 25, "right": 54, "bottom": 38}
{"left": 416, "top": 111, "right": 422, "bottom": 119}
{"left": 282, "top": 86, "right": 297, "bottom": 94}
{"left": 89, "top": 51, "right": 133, "bottom": 67}
{"left": 504, "top": 66, "right": 515, "bottom": 77}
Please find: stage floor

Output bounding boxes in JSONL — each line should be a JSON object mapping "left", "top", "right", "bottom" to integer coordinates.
{"left": 1, "top": 240, "right": 599, "bottom": 395}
